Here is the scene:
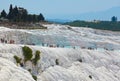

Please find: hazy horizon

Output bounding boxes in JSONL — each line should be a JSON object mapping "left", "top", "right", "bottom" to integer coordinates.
{"left": 0, "top": 0, "right": 120, "bottom": 20}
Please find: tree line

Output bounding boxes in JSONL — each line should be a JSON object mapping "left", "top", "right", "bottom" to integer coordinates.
{"left": 65, "top": 17, "right": 120, "bottom": 31}
{"left": 0, "top": 4, "right": 45, "bottom": 22}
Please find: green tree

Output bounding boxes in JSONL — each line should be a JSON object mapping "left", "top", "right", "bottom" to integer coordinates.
{"left": 21, "top": 9, "right": 28, "bottom": 22}
{"left": 12, "top": 6, "right": 19, "bottom": 22}
{"left": 32, "top": 14, "right": 38, "bottom": 22}
{"left": 1, "top": 4, "right": 45, "bottom": 23}
{"left": 38, "top": 13, "right": 45, "bottom": 21}
{"left": 7, "top": 4, "right": 13, "bottom": 20}
{"left": 22, "top": 46, "right": 33, "bottom": 62}
{"left": 1, "top": 10, "right": 7, "bottom": 18}
{"left": 9, "top": 4, "right": 13, "bottom": 12}
{"left": 111, "top": 16, "right": 117, "bottom": 22}
{"left": 27, "top": 14, "right": 33, "bottom": 22}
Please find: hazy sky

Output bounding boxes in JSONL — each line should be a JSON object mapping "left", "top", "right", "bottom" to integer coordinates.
{"left": 0, "top": 0, "right": 120, "bottom": 20}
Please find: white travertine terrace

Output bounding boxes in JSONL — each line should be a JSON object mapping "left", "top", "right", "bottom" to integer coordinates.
{"left": 0, "top": 24, "right": 120, "bottom": 81}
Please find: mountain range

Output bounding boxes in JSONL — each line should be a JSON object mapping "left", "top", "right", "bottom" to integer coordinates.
{"left": 47, "top": 6, "right": 120, "bottom": 23}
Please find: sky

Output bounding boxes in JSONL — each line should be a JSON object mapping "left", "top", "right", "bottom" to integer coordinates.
{"left": 0, "top": 0, "right": 120, "bottom": 20}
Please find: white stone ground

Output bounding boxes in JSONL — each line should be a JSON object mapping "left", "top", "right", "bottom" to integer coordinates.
{"left": 0, "top": 24, "right": 120, "bottom": 81}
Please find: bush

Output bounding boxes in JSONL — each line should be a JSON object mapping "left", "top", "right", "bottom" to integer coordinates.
{"left": 33, "top": 50, "right": 41, "bottom": 65}
{"left": 78, "top": 58, "right": 82, "bottom": 62}
{"left": 28, "top": 69, "right": 31, "bottom": 73}
{"left": 14, "top": 55, "right": 21, "bottom": 64}
{"left": 22, "top": 46, "right": 33, "bottom": 62}
{"left": 89, "top": 75, "right": 92, "bottom": 79}
{"left": 32, "top": 75, "right": 37, "bottom": 81}
{"left": 55, "top": 59, "right": 59, "bottom": 65}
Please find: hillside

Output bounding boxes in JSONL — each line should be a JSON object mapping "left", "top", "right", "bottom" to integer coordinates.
{"left": 65, "top": 21, "right": 120, "bottom": 31}
{"left": 0, "top": 24, "right": 120, "bottom": 81}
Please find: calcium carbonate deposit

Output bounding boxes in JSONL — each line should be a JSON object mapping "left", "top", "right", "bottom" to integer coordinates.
{"left": 0, "top": 24, "right": 120, "bottom": 81}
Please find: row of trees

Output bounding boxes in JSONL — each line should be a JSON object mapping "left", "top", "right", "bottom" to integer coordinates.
{"left": 65, "top": 20, "right": 120, "bottom": 31}
{"left": 0, "top": 4, "right": 45, "bottom": 22}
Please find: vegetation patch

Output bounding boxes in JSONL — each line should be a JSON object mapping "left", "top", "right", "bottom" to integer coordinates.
{"left": 65, "top": 20, "right": 120, "bottom": 31}
{"left": 14, "top": 55, "right": 22, "bottom": 65}
{"left": 89, "top": 75, "right": 92, "bottom": 79}
{"left": 0, "top": 4, "right": 45, "bottom": 22}
{"left": 55, "top": 59, "right": 59, "bottom": 65}
{"left": 32, "top": 50, "right": 41, "bottom": 65}
{"left": 78, "top": 58, "right": 82, "bottom": 62}
{"left": 21, "top": 46, "right": 41, "bottom": 81}
{"left": 32, "top": 74, "right": 37, "bottom": 81}
{"left": 28, "top": 69, "right": 32, "bottom": 73}
{"left": 22, "top": 46, "right": 33, "bottom": 62}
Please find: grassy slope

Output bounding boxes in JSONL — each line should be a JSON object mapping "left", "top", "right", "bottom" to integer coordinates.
{"left": 64, "top": 20, "right": 120, "bottom": 31}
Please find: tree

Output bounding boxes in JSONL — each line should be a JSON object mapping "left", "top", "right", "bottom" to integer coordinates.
{"left": 32, "top": 14, "right": 37, "bottom": 22}
{"left": 13, "top": 6, "right": 19, "bottom": 16}
{"left": 27, "top": 14, "right": 33, "bottom": 22}
{"left": 1, "top": 10, "right": 7, "bottom": 18}
{"left": 9, "top": 4, "right": 13, "bottom": 13}
{"left": 7, "top": 4, "right": 13, "bottom": 20}
{"left": 12, "top": 6, "right": 19, "bottom": 22}
{"left": 21, "top": 9, "right": 28, "bottom": 22}
{"left": 38, "top": 13, "right": 45, "bottom": 21}
{"left": 111, "top": 16, "right": 117, "bottom": 22}
{"left": 1, "top": 4, "right": 45, "bottom": 22}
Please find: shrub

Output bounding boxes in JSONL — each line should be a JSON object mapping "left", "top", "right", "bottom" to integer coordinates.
{"left": 33, "top": 50, "right": 41, "bottom": 65}
{"left": 22, "top": 46, "right": 33, "bottom": 62}
{"left": 78, "top": 58, "right": 82, "bottom": 62}
{"left": 14, "top": 55, "right": 21, "bottom": 64}
{"left": 20, "top": 62, "right": 24, "bottom": 67}
{"left": 32, "top": 75, "right": 37, "bottom": 81}
{"left": 89, "top": 75, "right": 92, "bottom": 79}
{"left": 28, "top": 69, "right": 31, "bottom": 73}
{"left": 55, "top": 59, "right": 59, "bottom": 65}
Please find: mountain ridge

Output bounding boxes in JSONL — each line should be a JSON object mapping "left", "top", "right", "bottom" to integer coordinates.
{"left": 47, "top": 6, "right": 120, "bottom": 21}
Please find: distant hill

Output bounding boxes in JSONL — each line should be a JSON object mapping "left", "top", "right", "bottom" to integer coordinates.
{"left": 64, "top": 6, "right": 120, "bottom": 31}
{"left": 51, "top": 6, "right": 120, "bottom": 21}
{"left": 65, "top": 20, "right": 120, "bottom": 31}
{"left": 75, "top": 6, "right": 120, "bottom": 21}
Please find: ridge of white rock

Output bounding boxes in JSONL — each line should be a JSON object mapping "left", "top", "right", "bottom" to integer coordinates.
{"left": 0, "top": 44, "right": 120, "bottom": 81}
{"left": 0, "top": 57, "right": 35, "bottom": 81}
{"left": 0, "top": 24, "right": 120, "bottom": 81}
{"left": 0, "top": 24, "right": 120, "bottom": 50}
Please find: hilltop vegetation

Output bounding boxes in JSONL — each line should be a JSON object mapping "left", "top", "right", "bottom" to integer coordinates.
{"left": 65, "top": 16, "right": 120, "bottom": 31}
{"left": 0, "top": 4, "right": 45, "bottom": 22}
{"left": 0, "top": 4, "right": 47, "bottom": 29}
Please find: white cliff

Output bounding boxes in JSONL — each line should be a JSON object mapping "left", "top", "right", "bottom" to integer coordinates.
{"left": 0, "top": 57, "right": 35, "bottom": 81}
{"left": 0, "top": 24, "right": 120, "bottom": 81}
{"left": 0, "top": 44, "right": 120, "bottom": 81}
